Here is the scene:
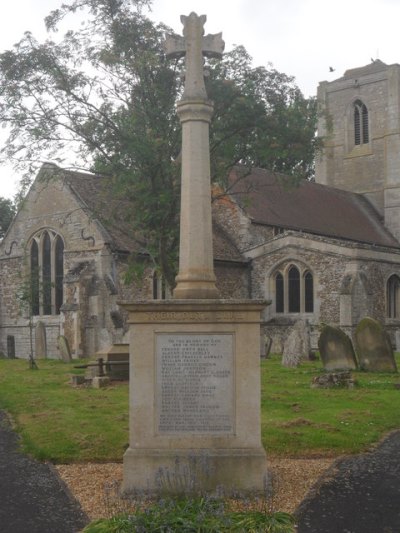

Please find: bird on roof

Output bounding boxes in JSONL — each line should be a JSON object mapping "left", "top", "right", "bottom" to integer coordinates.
{"left": 329, "top": 66, "right": 335, "bottom": 72}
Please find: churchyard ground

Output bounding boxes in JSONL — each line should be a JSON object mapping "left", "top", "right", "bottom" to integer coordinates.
{"left": 0, "top": 355, "right": 399, "bottom": 462}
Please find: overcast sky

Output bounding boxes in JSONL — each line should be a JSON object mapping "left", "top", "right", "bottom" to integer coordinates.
{"left": 1, "top": 0, "right": 400, "bottom": 199}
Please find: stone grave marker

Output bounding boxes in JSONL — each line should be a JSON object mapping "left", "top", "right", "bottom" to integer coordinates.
{"left": 57, "top": 335, "right": 72, "bottom": 362}
{"left": 35, "top": 321, "right": 47, "bottom": 359}
{"left": 318, "top": 324, "right": 358, "bottom": 371}
{"left": 282, "top": 319, "right": 310, "bottom": 367}
{"left": 355, "top": 317, "right": 398, "bottom": 372}
{"left": 395, "top": 330, "right": 400, "bottom": 352}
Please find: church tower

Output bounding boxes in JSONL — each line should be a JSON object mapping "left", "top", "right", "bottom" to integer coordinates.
{"left": 315, "top": 60, "right": 400, "bottom": 241}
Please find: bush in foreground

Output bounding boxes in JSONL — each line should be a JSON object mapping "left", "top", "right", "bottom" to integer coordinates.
{"left": 83, "top": 497, "right": 295, "bottom": 532}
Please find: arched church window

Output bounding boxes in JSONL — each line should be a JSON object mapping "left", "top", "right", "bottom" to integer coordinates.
{"left": 275, "top": 272, "right": 284, "bottom": 313}
{"left": 288, "top": 265, "right": 300, "bottom": 312}
{"left": 272, "top": 264, "right": 314, "bottom": 315}
{"left": 30, "top": 239, "right": 40, "bottom": 316}
{"left": 42, "top": 232, "right": 52, "bottom": 315}
{"left": 55, "top": 236, "right": 64, "bottom": 314}
{"left": 354, "top": 100, "right": 369, "bottom": 145}
{"left": 304, "top": 271, "right": 314, "bottom": 313}
{"left": 29, "top": 230, "right": 64, "bottom": 316}
{"left": 387, "top": 274, "right": 400, "bottom": 318}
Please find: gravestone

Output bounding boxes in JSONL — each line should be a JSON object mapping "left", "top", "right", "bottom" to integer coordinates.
{"left": 355, "top": 317, "right": 398, "bottom": 372}
{"left": 122, "top": 13, "right": 267, "bottom": 495}
{"left": 57, "top": 335, "right": 72, "bottom": 362}
{"left": 282, "top": 320, "right": 310, "bottom": 367}
{"left": 318, "top": 324, "right": 358, "bottom": 371}
{"left": 264, "top": 334, "right": 273, "bottom": 359}
{"left": 395, "top": 330, "right": 400, "bottom": 352}
{"left": 35, "top": 321, "right": 47, "bottom": 359}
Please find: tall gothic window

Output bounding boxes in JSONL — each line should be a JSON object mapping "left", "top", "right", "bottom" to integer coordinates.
{"left": 152, "top": 271, "right": 169, "bottom": 300}
{"left": 275, "top": 273, "right": 284, "bottom": 313}
{"left": 30, "top": 239, "right": 40, "bottom": 316}
{"left": 387, "top": 274, "right": 400, "bottom": 318}
{"left": 273, "top": 264, "right": 314, "bottom": 314}
{"left": 288, "top": 266, "right": 300, "bottom": 312}
{"left": 55, "top": 237, "right": 64, "bottom": 314}
{"left": 29, "top": 230, "right": 64, "bottom": 316}
{"left": 354, "top": 100, "right": 369, "bottom": 145}
{"left": 304, "top": 271, "right": 314, "bottom": 313}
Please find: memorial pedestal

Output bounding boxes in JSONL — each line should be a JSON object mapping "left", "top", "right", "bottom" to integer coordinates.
{"left": 121, "top": 299, "right": 267, "bottom": 494}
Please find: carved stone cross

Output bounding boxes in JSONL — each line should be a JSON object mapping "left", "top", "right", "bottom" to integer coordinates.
{"left": 165, "top": 13, "right": 225, "bottom": 100}
{"left": 165, "top": 14, "right": 224, "bottom": 299}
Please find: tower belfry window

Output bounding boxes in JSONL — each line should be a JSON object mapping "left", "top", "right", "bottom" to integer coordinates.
{"left": 354, "top": 100, "right": 369, "bottom": 145}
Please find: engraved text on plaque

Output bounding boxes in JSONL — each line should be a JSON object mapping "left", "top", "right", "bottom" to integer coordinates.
{"left": 156, "top": 334, "right": 234, "bottom": 433}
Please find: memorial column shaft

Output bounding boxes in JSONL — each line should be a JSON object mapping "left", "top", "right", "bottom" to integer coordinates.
{"left": 173, "top": 100, "right": 218, "bottom": 299}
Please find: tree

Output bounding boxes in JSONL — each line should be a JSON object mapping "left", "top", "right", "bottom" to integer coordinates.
{"left": 0, "top": 0, "right": 320, "bottom": 286}
{"left": 15, "top": 269, "right": 41, "bottom": 369}
{"left": 0, "top": 197, "right": 15, "bottom": 239}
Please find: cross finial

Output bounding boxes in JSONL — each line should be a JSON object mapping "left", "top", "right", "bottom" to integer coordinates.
{"left": 164, "top": 12, "right": 224, "bottom": 100}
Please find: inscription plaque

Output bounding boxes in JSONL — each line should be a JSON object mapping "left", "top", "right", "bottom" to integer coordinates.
{"left": 156, "top": 333, "right": 234, "bottom": 434}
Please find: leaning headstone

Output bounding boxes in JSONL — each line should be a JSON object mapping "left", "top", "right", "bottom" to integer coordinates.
{"left": 35, "top": 321, "right": 47, "bottom": 359}
{"left": 282, "top": 320, "right": 310, "bottom": 367}
{"left": 355, "top": 317, "right": 398, "bottom": 372}
{"left": 395, "top": 330, "right": 400, "bottom": 352}
{"left": 265, "top": 335, "right": 273, "bottom": 359}
{"left": 318, "top": 324, "right": 358, "bottom": 371}
{"left": 57, "top": 335, "right": 72, "bottom": 362}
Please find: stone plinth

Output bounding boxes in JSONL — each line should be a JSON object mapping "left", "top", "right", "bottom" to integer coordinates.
{"left": 121, "top": 299, "right": 267, "bottom": 494}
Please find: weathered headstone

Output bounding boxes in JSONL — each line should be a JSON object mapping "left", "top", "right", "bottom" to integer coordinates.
{"left": 355, "top": 317, "right": 398, "bottom": 372}
{"left": 35, "top": 321, "right": 47, "bottom": 359}
{"left": 264, "top": 334, "right": 273, "bottom": 359}
{"left": 318, "top": 324, "right": 358, "bottom": 371}
{"left": 282, "top": 320, "right": 311, "bottom": 367}
{"left": 57, "top": 335, "right": 72, "bottom": 362}
{"left": 395, "top": 329, "right": 400, "bottom": 352}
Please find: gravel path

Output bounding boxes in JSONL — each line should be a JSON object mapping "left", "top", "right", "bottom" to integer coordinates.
{"left": 0, "top": 411, "right": 88, "bottom": 533}
{"left": 296, "top": 430, "right": 400, "bottom": 533}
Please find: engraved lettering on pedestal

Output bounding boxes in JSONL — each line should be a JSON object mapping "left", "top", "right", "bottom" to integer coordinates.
{"left": 146, "top": 312, "right": 206, "bottom": 322}
{"left": 156, "top": 334, "right": 234, "bottom": 434}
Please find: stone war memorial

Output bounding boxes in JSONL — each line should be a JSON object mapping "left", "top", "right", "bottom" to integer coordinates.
{"left": 121, "top": 13, "right": 267, "bottom": 494}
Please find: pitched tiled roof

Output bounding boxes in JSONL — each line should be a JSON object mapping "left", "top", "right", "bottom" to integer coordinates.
{"left": 229, "top": 168, "right": 400, "bottom": 249}
{"left": 61, "top": 168, "right": 141, "bottom": 253}
{"left": 51, "top": 166, "right": 245, "bottom": 262}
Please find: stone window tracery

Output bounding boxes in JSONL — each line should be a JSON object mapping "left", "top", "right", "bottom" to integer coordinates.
{"left": 29, "top": 229, "right": 64, "bottom": 316}
{"left": 152, "top": 271, "right": 170, "bottom": 300}
{"left": 387, "top": 274, "right": 400, "bottom": 318}
{"left": 274, "top": 264, "right": 314, "bottom": 314}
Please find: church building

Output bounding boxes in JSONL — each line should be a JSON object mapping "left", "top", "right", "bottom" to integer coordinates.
{"left": 1, "top": 59, "right": 400, "bottom": 358}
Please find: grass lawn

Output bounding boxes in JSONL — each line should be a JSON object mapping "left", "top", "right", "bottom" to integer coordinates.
{"left": 261, "top": 355, "right": 400, "bottom": 456}
{"left": 0, "top": 355, "right": 399, "bottom": 462}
